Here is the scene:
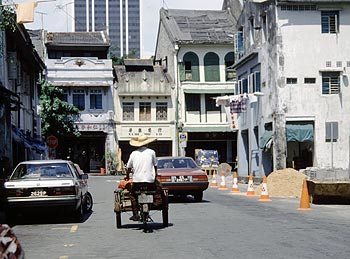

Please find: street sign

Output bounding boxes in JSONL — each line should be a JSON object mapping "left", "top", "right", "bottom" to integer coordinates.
{"left": 178, "top": 132, "right": 188, "bottom": 142}
{"left": 47, "top": 135, "right": 58, "bottom": 149}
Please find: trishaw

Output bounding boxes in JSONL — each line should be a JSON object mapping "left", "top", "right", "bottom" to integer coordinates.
{"left": 114, "top": 182, "right": 169, "bottom": 231}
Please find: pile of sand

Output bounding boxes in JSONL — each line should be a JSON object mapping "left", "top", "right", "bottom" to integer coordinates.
{"left": 255, "top": 168, "right": 307, "bottom": 198}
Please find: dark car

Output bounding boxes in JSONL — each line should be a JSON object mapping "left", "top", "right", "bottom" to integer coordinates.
{"left": 157, "top": 157, "right": 209, "bottom": 201}
{"left": 4, "top": 160, "right": 92, "bottom": 221}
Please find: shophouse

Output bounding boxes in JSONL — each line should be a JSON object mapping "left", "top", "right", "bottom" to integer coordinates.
{"left": 114, "top": 59, "right": 174, "bottom": 163}
{"left": 44, "top": 31, "right": 115, "bottom": 173}
{"left": 231, "top": 0, "right": 350, "bottom": 176}
{"left": 154, "top": 8, "right": 239, "bottom": 165}
{"left": 0, "top": 23, "right": 46, "bottom": 176}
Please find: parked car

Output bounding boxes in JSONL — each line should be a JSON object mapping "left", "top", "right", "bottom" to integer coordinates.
{"left": 157, "top": 157, "right": 209, "bottom": 201}
{"left": 4, "top": 160, "right": 92, "bottom": 222}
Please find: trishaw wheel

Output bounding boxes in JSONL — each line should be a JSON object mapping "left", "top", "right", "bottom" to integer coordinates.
{"left": 116, "top": 212, "right": 122, "bottom": 228}
{"left": 162, "top": 208, "right": 168, "bottom": 227}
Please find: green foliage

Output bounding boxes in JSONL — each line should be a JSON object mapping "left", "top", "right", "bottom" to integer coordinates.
{"left": 39, "top": 80, "right": 81, "bottom": 139}
{"left": 109, "top": 46, "right": 137, "bottom": 66}
{"left": 0, "top": 6, "right": 17, "bottom": 32}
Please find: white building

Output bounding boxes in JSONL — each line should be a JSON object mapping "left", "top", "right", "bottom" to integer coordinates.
{"left": 155, "top": 8, "right": 238, "bottom": 165}
{"left": 114, "top": 59, "right": 174, "bottom": 163}
{"left": 44, "top": 31, "right": 116, "bottom": 173}
{"left": 232, "top": 0, "right": 350, "bottom": 176}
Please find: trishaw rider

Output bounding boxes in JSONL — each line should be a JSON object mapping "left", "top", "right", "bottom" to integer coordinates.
{"left": 125, "top": 135, "right": 158, "bottom": 221}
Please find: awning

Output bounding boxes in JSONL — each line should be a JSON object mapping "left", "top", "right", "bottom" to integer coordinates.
{"left": 259, "top": 129, "right": 273, "bottom": 149}
{"left": 286, "top": 123, "right": 314, "bottom": 142}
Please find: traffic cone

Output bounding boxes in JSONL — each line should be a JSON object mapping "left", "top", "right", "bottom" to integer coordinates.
{"left": 298, "top": 179, "right": 311, "bottom": 211}
{"left": 230, "top": 171, "right": 240, "bottom": 193}
{"left": 218, "top": 170, "right": 228, "bottom": 190}
{"left": 258, "top": 175, "right": 271, "bottom": 202}
{"left": 210, "top": 170, "right": 218, "bottom": 188}
{"left": 246, "top": 173, "right": 255, "bottom": 196}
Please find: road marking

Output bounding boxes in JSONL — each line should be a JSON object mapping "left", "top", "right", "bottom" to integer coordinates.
{"left": 52, "top": 227, "right": 71, "bottom": 230}
{"left": 106, "top": 179, "right": 120, "bottom": 183}
{"left": 70, "top": 225, "right": 78, "bottom": 232}
{"left": 64, "top": 244, "right": 76, "bottom": 247}
{"left": 59, "top": 256, "right": 69, "bottom": 259}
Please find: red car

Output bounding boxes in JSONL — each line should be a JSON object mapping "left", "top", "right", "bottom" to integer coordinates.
{"left": 157, "top": 157, "right": 209, "bottom": 201}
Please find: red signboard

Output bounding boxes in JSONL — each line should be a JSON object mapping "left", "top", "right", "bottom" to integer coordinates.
{"left": 47, "top": 135, "right": 58, "bottom": 149}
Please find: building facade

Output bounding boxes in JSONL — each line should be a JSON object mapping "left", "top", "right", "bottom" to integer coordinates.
{"left": 155, "top": 8, "right": 238, "bottom": 166}
{"left": 232, "top": 0, "right": 350, "bottom": 176}
{"left": 44, "top": 31, "right": 116, "bottom": 174}
{"left": 74, "top": 0, "right": 141, "bottom": 57}
{"left": 0, "top": 23, "right": 46, "bottom": 177}
{"left": 114, "top": 59, "right": 174, "bottom": 164}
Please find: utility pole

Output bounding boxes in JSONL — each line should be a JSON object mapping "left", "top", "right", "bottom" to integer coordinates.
{"left": 36, "top": 11, "right": 47, "bottom": 29}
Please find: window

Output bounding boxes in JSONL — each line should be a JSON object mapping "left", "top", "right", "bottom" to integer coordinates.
{"left": 321, "top": 11, "right": 339, "bottom": 34}
{"left": 248, "top": 72, "right": 261, "bottom": 93}
{"left": 204, "top": 52, "right": 220, "bottom": 82}
{"left": 304, "top": 78, "right": 316, "bottom": 84}
{"left": 122, "top": 102, "right": 134, "bottom": 121}
{"left": 225, "top": 52, "right": 235, "bottom": 81}
{"left": 139, "top": 102, "right": 151, "bottom": 121}
{"left": 261, "top": 14, "right": 267, "bottom": 43}
{"left": 90, "top": 90, "right": 102, "bottom": 109}
{"left": 205, "top": 94, "right": 220, "bottom": 112}
{"left": 73, "top": 90, "right": 85, "bottom": 111}
{"left": 156, "top": 102, "right": 167, "bottom": 121}
{"left": 236, "top": 28, "right": 244, "bottom": 57}
{"left": 322, "top": 72, "right": 340, "bottom": 94}
{"left": 185, "top": 94, "right": 200, "bottom": 112}
{"left": 249, "top": 17, "right": 255, "bottom": 44}
{"left": 287, "top": 78, "right": 298, "bottom": 84}
{"left": 61, "top": 89, "right": 68, "bottom": 102}
{"left": 180, "top": 52, "right": 199, "bottom": 82}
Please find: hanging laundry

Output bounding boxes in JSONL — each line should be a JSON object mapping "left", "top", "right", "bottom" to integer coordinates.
{"left": 16, "top": 1, "right": 38, "bottom": 24}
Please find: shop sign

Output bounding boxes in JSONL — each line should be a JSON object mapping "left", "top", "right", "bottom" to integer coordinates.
{"left": 121, "top": 126, "right": 170, "bottom": 137}
{"left": 77, "top": 123, "right": 107, "bottom": 132}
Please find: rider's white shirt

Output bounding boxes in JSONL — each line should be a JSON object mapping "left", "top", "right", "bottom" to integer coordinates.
{"left": 126, "top": 147, "right": 157, "bottom": 183}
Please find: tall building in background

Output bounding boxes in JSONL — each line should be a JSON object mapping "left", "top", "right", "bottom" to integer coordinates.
{"left": 73, "top": 0, "right": 141, "bottom": 57}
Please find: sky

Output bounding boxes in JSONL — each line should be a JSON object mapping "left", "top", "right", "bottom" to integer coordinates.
{"left": 13, "top": 0, "right": 223, "bottom": 58}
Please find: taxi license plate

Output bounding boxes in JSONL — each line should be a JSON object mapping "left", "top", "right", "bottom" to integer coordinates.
{"left": 31, "top": 189, "right": 47, "bottom": 197}
{"left": 138, "top": 193, "right": 153, "bottom": 203}
{"left": 171, "top": 176, "right": 193, "bottom": 182}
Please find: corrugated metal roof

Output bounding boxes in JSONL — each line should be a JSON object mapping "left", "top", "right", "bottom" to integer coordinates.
{"left": 46, "top": 31, "right": 110, "bottom": 46}
{"left": 160, "top": 8, "right": 235, "bottom": 44}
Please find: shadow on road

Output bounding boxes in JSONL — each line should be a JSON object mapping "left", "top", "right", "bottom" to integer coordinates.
{"left": 5, "top": 208, "right": 93, "bottom": 226}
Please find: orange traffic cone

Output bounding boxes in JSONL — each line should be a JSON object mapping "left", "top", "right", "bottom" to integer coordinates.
{"left": 218, "top": 170, "right": 228, "bottom": 190}
{"left": 258, "top": 175, "right": 271, "bottom": 202}
{"left": 230, "top": 171, "right": 240, "bottom": 193}
{"left": 298, "top": 179, "right": 311, "bottom": 211}
{"left": 210, "top": 170, "right": 218, "bottom": 188}
{"left": 246, "top": 173, "right": 255, "bottom": 196}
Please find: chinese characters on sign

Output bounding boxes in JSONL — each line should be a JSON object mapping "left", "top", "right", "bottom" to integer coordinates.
{"left": 76, "top": 124, "right": 107, "bottom": 131}
{"left": 122, "top": 126, "right": 170, "bottom": 137}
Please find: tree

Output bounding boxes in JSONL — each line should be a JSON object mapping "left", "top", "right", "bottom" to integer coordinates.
{"left": 39, "top": 80, "right": 81, "bottom": 139}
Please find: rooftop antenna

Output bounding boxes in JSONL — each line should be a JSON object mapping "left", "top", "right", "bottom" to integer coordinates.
{"left": 36, "top": 11, "right": 48, "bottom": 29}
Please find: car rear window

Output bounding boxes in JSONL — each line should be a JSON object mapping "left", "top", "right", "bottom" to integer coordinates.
{"left": 158, "top": 158, "right": 198, "bottom": 169}
{"left": 11, "top": 163, "right": 73, "bottom": 180}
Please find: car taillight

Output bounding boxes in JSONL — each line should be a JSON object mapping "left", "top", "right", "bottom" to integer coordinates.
{"left": 53, "top": 186, "right": 76, "bottom": 195}
{"left": 193, "top": 175, "right": 208, "bottom": 181}
{"left": 6, "top": 189, "right": 24, "bottom": 197}
{"left": 158, "top": 176, "right": 172, "bottom": 182}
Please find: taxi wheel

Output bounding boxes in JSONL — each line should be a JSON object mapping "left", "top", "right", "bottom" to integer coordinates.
{"left": 194, "top": 192, "right": 203, "bottom": 202}
{"left": 84, "top": 192, "right": 93, "bottom": 212}
{"left": 116, "top": 212, "right": 122, "bottom": 228}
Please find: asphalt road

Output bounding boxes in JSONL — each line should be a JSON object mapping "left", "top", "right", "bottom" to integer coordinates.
{"left": 5, "top": 175, "right": 350, "bottom": 259}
